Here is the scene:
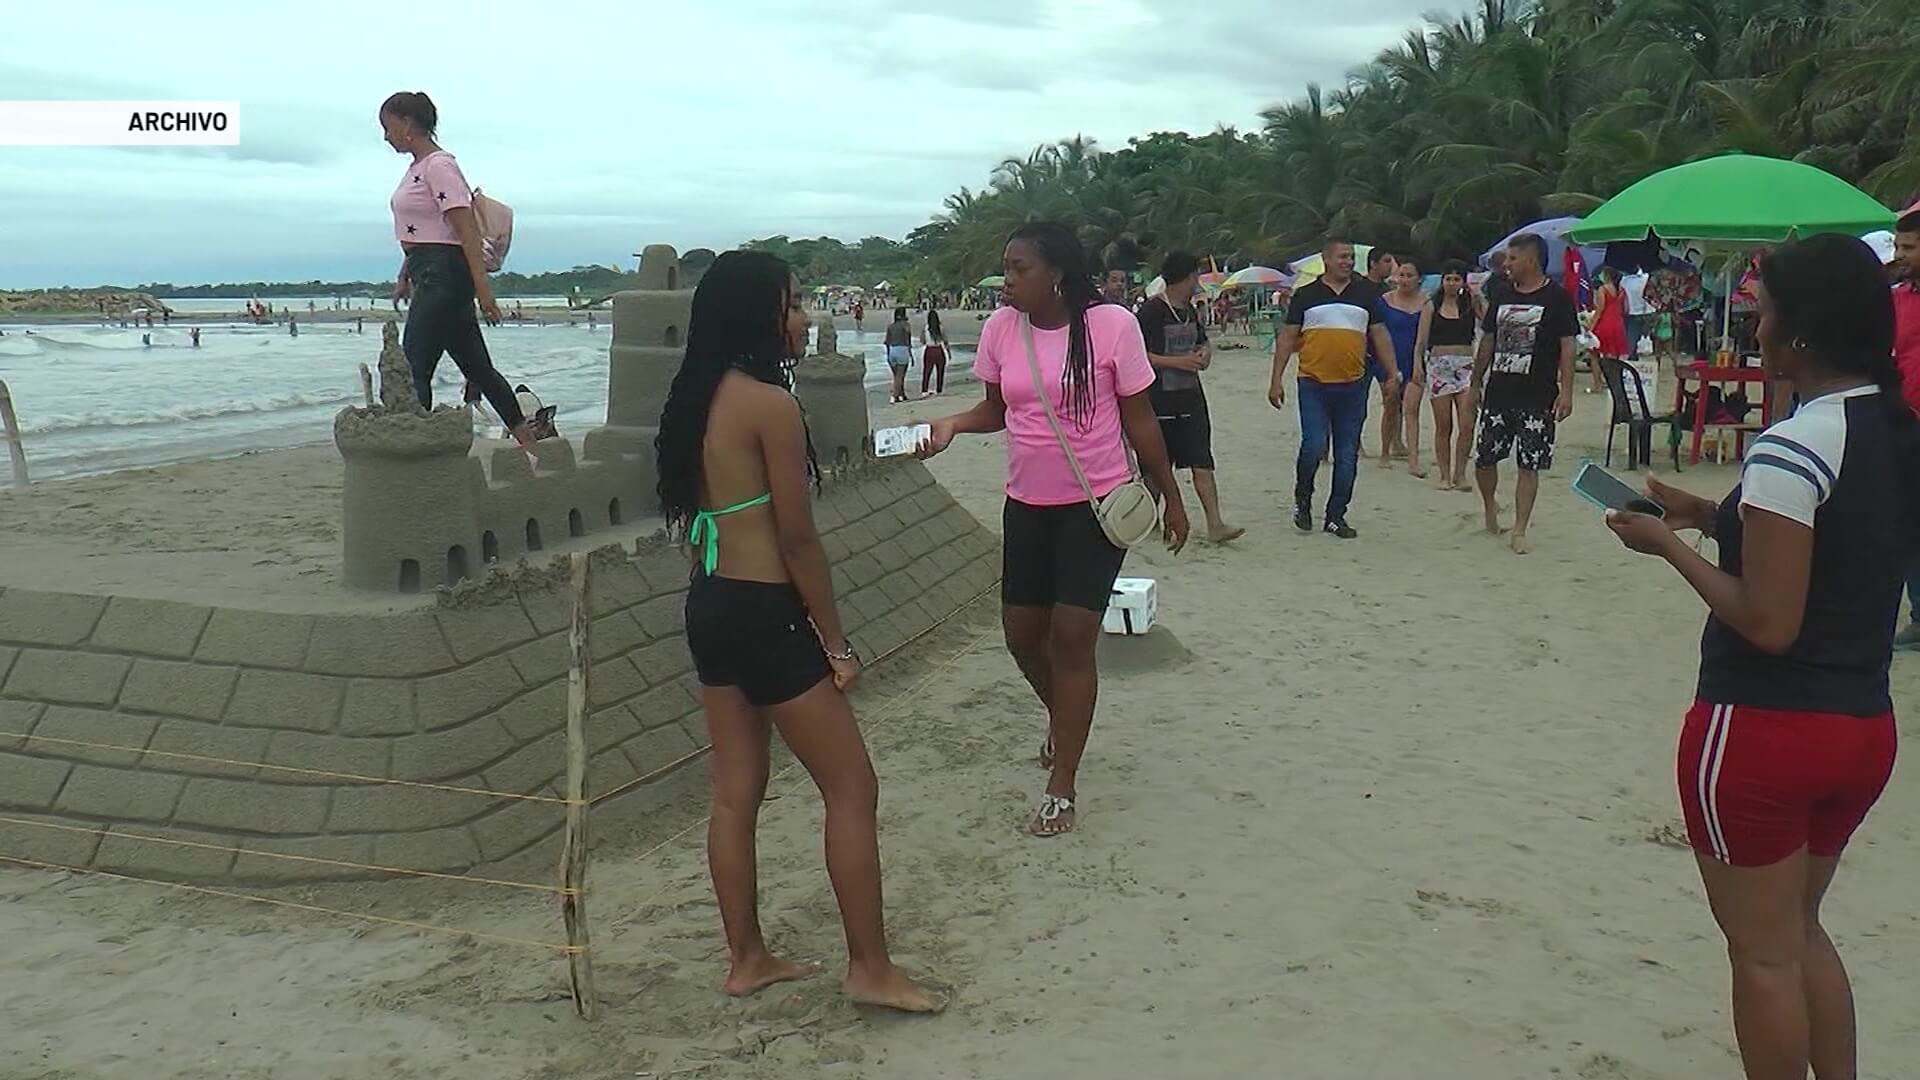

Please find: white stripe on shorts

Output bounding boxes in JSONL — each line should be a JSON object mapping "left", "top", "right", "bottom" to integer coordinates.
{"left": 1698, "top": 704, "right": 1733, "bottom": 861}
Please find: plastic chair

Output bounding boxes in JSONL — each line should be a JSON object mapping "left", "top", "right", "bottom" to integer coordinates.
{"left": 1600, "top": 356, "right": 1681, "bottom": 472}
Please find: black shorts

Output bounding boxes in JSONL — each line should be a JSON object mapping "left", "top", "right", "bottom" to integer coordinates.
{"left": 683, "top": 575, "right": 830, "bottom": 707}
{"left": 1002, "top": 498, "right": 1127, "bottom": 613}
{"left": 1156, "top": 399, "right": 1215, "bottom": 471}
{"left": 1475, "top": 404, "right": 1557, "bottom": 472}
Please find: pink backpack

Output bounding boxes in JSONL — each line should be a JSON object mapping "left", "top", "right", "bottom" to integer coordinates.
{"left": 471, "top": 187, "right": 513, "bottom": 273}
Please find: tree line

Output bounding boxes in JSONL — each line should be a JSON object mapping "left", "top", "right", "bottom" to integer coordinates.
{"left": 786, "top": 0, "right": 1919, "bottom": 292}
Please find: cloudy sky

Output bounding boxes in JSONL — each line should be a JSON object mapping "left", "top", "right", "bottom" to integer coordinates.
{"left": 0, "top": 0, "right": 1455, "bottom": 288}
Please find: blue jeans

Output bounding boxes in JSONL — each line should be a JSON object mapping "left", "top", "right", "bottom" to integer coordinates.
{"left": 1295, "top": 377, "right": 1369, "bottom": 523}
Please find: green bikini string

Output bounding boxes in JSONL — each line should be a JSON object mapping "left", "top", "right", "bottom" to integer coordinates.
{"left": 688, "top": 492, "right": 772, "bottom": 575}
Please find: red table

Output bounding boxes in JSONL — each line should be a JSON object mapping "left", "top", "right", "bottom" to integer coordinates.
{"left": 1673, "top": 362, "right": 1775, "bottom": 466}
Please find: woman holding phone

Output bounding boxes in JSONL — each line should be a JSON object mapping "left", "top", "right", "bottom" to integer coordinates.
{"left": 1603, "top": 234, "right": 1912, "bottom": 1080}
{"left": 917, "top": 222, "right": 1189, "bottom": 837}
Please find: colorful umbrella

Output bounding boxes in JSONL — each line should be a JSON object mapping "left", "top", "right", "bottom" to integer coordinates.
{"left": 1567, "top": 154, "right": 1893, "bottom": 245}
{"left": 1223, "top": 266, "right": 1290, "bottom": 289}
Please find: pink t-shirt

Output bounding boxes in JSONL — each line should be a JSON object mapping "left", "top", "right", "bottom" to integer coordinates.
{"left": 972, "top": 304, "right": 1156, "bottom": 506}
{"left": 391, "top": 150, "right": 472, "bottom": 247}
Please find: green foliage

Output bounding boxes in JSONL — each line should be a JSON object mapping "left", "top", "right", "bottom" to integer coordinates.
{"left": 790, "top": 0, "right": 1919, "bottom": 290}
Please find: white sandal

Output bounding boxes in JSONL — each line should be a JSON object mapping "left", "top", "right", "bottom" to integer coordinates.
{"left": 1027, "top": 793, "right": 1075, "bottom": 837}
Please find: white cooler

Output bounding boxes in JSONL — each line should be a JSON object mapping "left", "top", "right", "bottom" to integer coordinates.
{"left": 1102, "top": 577, "right": 1158, "bottom": 636}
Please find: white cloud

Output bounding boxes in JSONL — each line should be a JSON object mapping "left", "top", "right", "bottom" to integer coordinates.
{"left": 0, "top": 0, "right": 1449, "bottom": 286}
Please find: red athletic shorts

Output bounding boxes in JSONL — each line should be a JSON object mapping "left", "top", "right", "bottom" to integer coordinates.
{"left": 1678, "top": 700, "right": 1896, "bottom": 867}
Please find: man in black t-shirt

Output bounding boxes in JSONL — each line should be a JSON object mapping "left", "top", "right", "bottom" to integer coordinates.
{"left": 1473, "top": 232, "right": 1577, "bottom": 555}
{"left": 1139, "top": 251, "right": 1243, "bottom": 543}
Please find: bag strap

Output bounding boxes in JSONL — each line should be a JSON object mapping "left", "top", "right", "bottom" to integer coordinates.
{"left": 1020, "top": 315, "right": 1101, "bottom": 508}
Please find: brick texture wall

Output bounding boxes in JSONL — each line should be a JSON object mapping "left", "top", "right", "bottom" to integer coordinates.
{"left": 0, "top": 459, "right": 998, "bottom": 884}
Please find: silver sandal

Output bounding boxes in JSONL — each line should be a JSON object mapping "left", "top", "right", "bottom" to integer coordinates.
{"left": 1027, "top": 793, "right": 1075, "bottom": 837}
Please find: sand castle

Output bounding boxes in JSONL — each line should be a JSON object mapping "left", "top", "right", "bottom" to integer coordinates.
{"left": 335, "top": 246, "right": 689, "bottom": 593}
{"left": 791, "top": 313, "right": 873, "bottom": 465}
{"left": 0, "top": 247, "right": 999, "bottom": 885}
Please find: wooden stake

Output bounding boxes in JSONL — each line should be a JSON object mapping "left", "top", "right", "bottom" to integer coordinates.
{"left": 357, "top": 364, "right": 374, "bottom": 407}
{"left": 0, "top": 379, "right": 28, "bottom": 490}
{"left": 559, "top": 551, "right": 596, "bottom": 1019}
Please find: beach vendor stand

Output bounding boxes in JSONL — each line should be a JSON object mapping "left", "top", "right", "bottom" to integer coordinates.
{"left": 1569, "top": 154, "right": 1894, "bottom": 465}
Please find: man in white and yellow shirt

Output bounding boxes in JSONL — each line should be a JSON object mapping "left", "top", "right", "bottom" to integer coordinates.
{"left": 1268, "top": 239, "right": 1400, "bottom": 539}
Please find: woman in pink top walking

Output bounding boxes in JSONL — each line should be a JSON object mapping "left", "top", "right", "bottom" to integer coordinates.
{"left": 379, "top": 91, "right": 532, "bottom": 446}
{"left": 919, "top": 222, "right": 1189, "bottom": 836}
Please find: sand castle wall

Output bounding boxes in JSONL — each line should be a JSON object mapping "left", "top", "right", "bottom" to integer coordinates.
{"left": 0, "top": 459, "right": 998, "bottom": 885}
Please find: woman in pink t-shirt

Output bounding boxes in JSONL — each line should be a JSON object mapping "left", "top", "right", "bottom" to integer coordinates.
{"left": 379, "top": 91, "right": 531, "bottom": 446}
{"left": 920, "top": 222, "right": 1189, "bottom": 837}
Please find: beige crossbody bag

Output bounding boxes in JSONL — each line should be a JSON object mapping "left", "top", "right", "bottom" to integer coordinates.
{"left": 1020, "top": 315, "right": 1161, "bottom": 549}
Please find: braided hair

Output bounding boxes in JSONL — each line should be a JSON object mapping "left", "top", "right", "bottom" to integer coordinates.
{"left": 1009, "top": 222, "right": 1099, "bottom": 428}
{"left": 1758, "top": 233, "right": 1919, "bottom": 543}
{"left": 654, "top": 250, "right": 818, "bottom": 536}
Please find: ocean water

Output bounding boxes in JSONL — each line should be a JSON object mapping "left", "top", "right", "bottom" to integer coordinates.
{"left": 0, "top": 320, "right": 968, "bottom": 481}
{"left": 155, "top": 296, "right": 576, "bottom": 314}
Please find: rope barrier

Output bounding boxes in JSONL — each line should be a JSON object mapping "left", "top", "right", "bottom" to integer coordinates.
{"left": 0, "top": 815, "right": 571, "bottom": 895}
{"left": 0, "top": 853, "right": 579, "bottom": 953}
{"left": 0, "top": 733, "right": 575, "bottom": 805}
{"left": 0, "top": 571, "right": 1001, "bottom": 978}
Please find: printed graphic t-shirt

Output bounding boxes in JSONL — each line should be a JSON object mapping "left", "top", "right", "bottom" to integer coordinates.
{"left": 1136, "top": 296, "right": 1209, "bottom": 415}
{"left": 1479, "top": 277, "right": 1579, "bottom": 410}
{"left": 972, "top": 303, "right": 1156, "bottom": 506}
{"left": 392, "top": 150, "right": 473, "bottom": 247}
{"left": 1285, "top": 277, "right": 1383, "bottom": 384}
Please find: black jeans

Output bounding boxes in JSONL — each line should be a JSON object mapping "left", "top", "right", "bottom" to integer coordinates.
{"left": 402, "top": 245, "right": 524, "bottom": 428}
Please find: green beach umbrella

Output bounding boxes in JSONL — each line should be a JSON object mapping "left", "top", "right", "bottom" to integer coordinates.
{"left": 976, "top": 274, "right": 1006, "bottom": 288}
{"left": 1568, "top": 154, "right": 1892, "bottom": 245}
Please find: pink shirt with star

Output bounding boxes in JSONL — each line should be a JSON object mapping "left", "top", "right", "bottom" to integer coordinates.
{"left": 391, "top": 150, "right": 472, "bottom": 247}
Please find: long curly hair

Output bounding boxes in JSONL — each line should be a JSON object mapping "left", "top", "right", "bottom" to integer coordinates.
{"left": 654, "top": 250, "right": 817, "bottom": 536}
{"left": 1009, "top": 221, "right": 1099, "bottom": 428}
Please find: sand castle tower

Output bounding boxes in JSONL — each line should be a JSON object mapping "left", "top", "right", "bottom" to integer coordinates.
{"left": 791, "top": 312, "right": 872, "bottom": 466}
{"left": 335, "top": 323, "right": 485, "bottom": 592}
{"left": 583, "top": 244, "right": 693, "bottom": 498}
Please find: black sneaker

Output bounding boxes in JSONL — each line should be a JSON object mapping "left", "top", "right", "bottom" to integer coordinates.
{"left": 1324, "top": 519, "right": 1358, "bottom": 539}
{"left": 1293, "top": 503, "right": 1313, "bottom": 532}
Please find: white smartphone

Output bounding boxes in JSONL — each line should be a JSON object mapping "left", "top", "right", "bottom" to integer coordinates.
{"left": 872, "top": 424, "right": 931, "bottom": 458}
{"left": 1572, "top": 461, "right": 1665, "bottom": 518}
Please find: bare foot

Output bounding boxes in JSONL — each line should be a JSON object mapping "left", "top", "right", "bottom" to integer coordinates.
{"left": 1408, "top": 462, "right": 1429, "bottom": 479}
{"left": 1027, "top": 794, "right": 1075, "bottom": 837}
{"left": 1377, "top": 455, "right": 1394, "bottom": 469}
{"left": 1433, "top": 473, "right": 1454, "bottom": 491}
{"left": 1509, "top": 531, "right": 1531, "bottom": 555}
{"left": 724, "top": 953, "right": 819, "bottom": 997}
{"left": 844, "top": 965, "right": 944, "bottom": 1014}
{"left": 1482, "top": 506, "right": 1508, "bottom": 535}
{"left": 1453, "top": 480, "right": 1475, "bottom": 493}
{"left": 1208, "top": 524, "right": 1246, "bottom": 543}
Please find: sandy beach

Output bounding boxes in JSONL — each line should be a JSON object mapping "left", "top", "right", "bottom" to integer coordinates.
{"left": 2, "top": 333, "right": 1917, "bottom": 1079}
